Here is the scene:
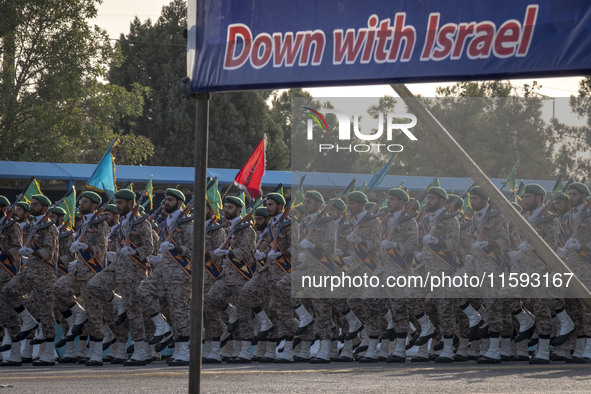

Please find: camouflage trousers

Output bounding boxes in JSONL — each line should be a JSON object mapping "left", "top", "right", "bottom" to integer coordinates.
{"left": 53, "top": 270, "right": 104, "bottom": 339}
{"left": 86, "top": 264, "right": 152, "bottom": 342}
{"left": 348, "top": 298, "right": 388, "bottom": 337}
{"left": 0, "top": 272, "right": 20, "bottom": 338}
{"left": 2, "top": 264, "right": 57, "bottom": 338}
{"left": 138, "top": 269, "right": 191, "bottom": 338}
{"left": 434, "top": 298, "right": 456, "bottom": 337}
{"left": 204, "top": 279, "right": 252, "bottom": 340}
{"left": 388, "top": 298, "right": 424, "bottom": 335}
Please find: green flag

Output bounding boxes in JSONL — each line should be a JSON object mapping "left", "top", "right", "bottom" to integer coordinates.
{"left": 21, "top": 177, "right": 43, "bottom": 203}
{"left": 141, "top": 176, "right": 154, "bottom": 210}
{"left": 236, "top": 190, "right": 247, "bottom": 218}
{"left": 206, "top": 177, "right": 223, "bottom": 220}
{"left": 507, "top": 160, "right": 519, "bottom": 193}
{"left": 427, "top": 170, "right": 441, "bottom": 188}
{"left": 58, "top": 186, "right": 76, "bottom": 229}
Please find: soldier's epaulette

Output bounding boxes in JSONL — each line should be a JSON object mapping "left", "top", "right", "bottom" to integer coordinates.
{"left": 180, "top": 216, "right": 194, "bottom": 224}
{"left": 59, "top": 230, "right": 74, "bottom": 239}
{"left": 538, "top": 213, "right": 556, "bottom": 224}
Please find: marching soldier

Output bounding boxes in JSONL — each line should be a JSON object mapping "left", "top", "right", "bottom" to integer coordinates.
{"left": 49, "top": 207, "right": 75, "bottom": 278}
{"left": 53, "top": 191, "right": 109, "bottom": 366}
{"left": 86, "top": 189, "right": 154, "bottom": 366}
{"left": 138, "top": 188, "right": 192, "bottom": 366}
{"left": 14, "top": 202, "right": 31, "bottom": 229}
{"left": 2, "top": 194, "right": 59, "bottom": 366}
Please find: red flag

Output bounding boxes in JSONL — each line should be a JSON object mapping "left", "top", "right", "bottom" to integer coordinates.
{"left": 234, "top": 135, "right": 266, "bottom": 199}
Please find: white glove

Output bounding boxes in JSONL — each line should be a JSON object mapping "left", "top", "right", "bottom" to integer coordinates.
{"left": 518, "top": 241, "right": 533, "bottom": 253}
{"left": 69, "top": 240, "right": 84, "bottom": 253}
{"left": 159, "top": 241, "right": 175, "bottom": 253}
{"left": 149, "top": 255, "right": 163, "bottom": 266}
{"left": 18, "top": 247, "right": 34, "bottom": 256}
{"left": 346, "top": 233, "right": 362, "bottom": 243}
{"left": 120, "top": 246, "right": 136, "bottom": 256}
{"left": 423, "top": 234, "right": 439, "bottom": 245}
{"left": 106, "top": 251, "right": 117, "bottom": 262}
{"left": 299, "top": 239, "right": 316, "bottom": 249}
{"left": 414, "top": 251, "right": 422, "bottom": 262}
{"left": 213, "top": 248, "right": 229, "bottom": 257}
{"left": 472, "top": 241, "right": 489, "bottom": 249}
{"left": 342, "top": 256, "right": 354, "bottom": 265}
{"left": 564, "top": 238, "right": 581, "bottom": 250}
{"left": 381, "top": 240, "right": 398, "bottom": 250}
{"left": 267, "top": 251, "right": 282, "bottom": 260}
{"left": 67, "top": 261, "right": 77, "bottom": 272}
{"left": 254, "top": 250, "right": 267, "bottom": 260}
{"left": 464, "top": 254, "right": 473, "bottom": 264}
{"left": 334, "top": 248, "right": 344, "bottom": 257}
{"left": 556, "top": 247, "right": 567, "bottom": 259}
{"left": 508, "top": 250, "right": 522, "bottom": 262}
{"left": 77, "top": 241, "right": 88, "bottom": 250}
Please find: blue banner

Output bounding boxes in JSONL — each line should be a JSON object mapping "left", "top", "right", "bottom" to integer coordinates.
{"left": 188, "top": 0, "right": 591, "bottom": 92}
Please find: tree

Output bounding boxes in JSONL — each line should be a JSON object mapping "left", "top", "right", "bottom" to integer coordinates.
{"left": 108, "top": 0, "right": 288, "bottom": 170}
{"left": 0, "top": 0, "right": 153, "bottom": 164}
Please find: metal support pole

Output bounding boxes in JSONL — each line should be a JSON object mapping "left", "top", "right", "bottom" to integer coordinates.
{"left": 391, "top": 83, "right": 591, "bottom": 306}
{"left": 189, "top": 92, "right": 209, "bottom": 393}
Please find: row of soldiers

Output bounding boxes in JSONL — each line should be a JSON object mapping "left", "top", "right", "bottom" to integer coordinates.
{"left": 0, "top": 179, "right": 590, "bottom": 367}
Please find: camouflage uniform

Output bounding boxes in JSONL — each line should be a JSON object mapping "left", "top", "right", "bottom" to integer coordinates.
{"left": 0, "top": 219, "right": 23, "bottom": 339}
{"left": 86, "top": 213, "right": 153, "bottom": 342}
{"left": 203, "top": 219, "right": 225, "bottom": 341}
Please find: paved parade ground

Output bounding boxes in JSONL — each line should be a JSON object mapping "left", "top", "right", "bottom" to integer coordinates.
{"left": 1, "top": 362, "right": 591, "bottom": 393}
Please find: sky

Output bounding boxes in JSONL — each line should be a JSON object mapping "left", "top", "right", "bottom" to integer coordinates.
{"left": 92, "top": 0, "right": 584, "bottom": 98}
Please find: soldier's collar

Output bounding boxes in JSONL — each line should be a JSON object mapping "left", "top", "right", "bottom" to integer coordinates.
{"left": 83, "top": 213, "right": 94, "bottom": 223}
{"left": 476, "top": 204, "right": 489, "bottom": 217}
{"left": 272, "top": 212, "right": 284, "bottom": 223}
{"left": 167, "top": 209, "right": 182, "bottom": 225}
{"left": 354, "top": 210, "right": 366, "bottom": 223}
{"left": 528, "top": 205, "right": 544, "bottom": 218}
{"left": 229, "top": 216, "right": 241, "bottom": 228}
{"left": 574, "top": 203, "right": 585, "bottom": 213}
{"left": 306, "top": 211, "right": 319, "bottom": 221}
{"left": 431, "top": 207, "right": 444, "bottom": 217}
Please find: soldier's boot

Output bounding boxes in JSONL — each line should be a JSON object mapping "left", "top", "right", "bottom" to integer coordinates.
{"left": 33, "top": 338, "right": 55, "bottom": 366}
{"left": 512, "top": 309, "right": 535, "bottom": 342}
{"left": 58, "top": 340, "right": 78, "bottom": 363}
{"left": 411, "top": 343, "right": 430, "bottom": 362}
{"left": 413, "top": 313, "right": 435, "bottom": 346}
{"left": 0, "top": 342, "right": 23, "bottom": 367}
{"left": 377, "top": 339, "right": 389, "bottom": 361}
{"left": 454, "top": 337, "right": 469, "bottom": 362}
{"left": 30, "top": 324, "right": 45, "bottom": 345}
{"left": 102, "top": 324, "right": 116, "bottom": 351}
{"left": 460, "top": 302, "right": 484, "bottom": 340}
{"left": 110, "top": 342, "right": 127, "bottom": 364}
{"left": 76, "top": 337, "right": 88, "bottom": 363}
{"left": 310, "top": 339, "right": 330, "bottom": 364}
{"left": 354, "top": 329, "right": 369, "bottom": 359}
{"left": 252, "top": 339, "right": 266, "bottom": 361}
{"left": 110, "top": 294, "right": 127, "bottom": 326}
{"left": 570, "top": 336, "right": 586, "bottom": 362}
{"left": 69, "top": 302, "right": 87, "bottom": 337}
{"left": 258, "top": 339, "right": 277, "bottom": 362}
{"left": 343, "top": 309, "right": 363, "bottom": 340}
{"left": 477, "top": 334, "right": 501, "bottom": 364}
{"left": 551, "top": 308, "right": 575, "bottom": 347}
{"left": 434, "top": 337, "right": 454, "bottom": 363}
{"left": 359, "top": 336, "right": 379, "bottom": 363}
{"left": 0, "top": 329, "right": 10, "bottom": 352}
{"left": 500, "top": 336, "right": 513, "bottom": 361}
{"left": 294, "top": 340, "right": 311, "bottom": 362}
{"left": 387, "top": 334, "right": 407, "bottom": 363}
{"left": 329, "top": 340, "right": 338, "bottom": 360}
{"left": 275, "top": 337, "right": 294, "bottom": 363}
{"left": 14, "top": 306, "right": 38, "bottom": 341}
{"left": 86, "top": 340, "right": 104, "bottom": 367}
{"left": 169, "top": 338, "right": 190, "bottom": 366}
{"left": 223, "top": 303, "right": 239, "bottom": 333}
{"left": 512, "top": 336, "right": 529, "bottom": 361}
{"left": 336, "top": 339, "right": 354, "bottom": 362}
{"left": 577, "top": 337, "right": 591, "bottom": 363}
{"left": 479, "top": 337, "right": 490, "bottom": 357}
{"left": 123, "top": 340, "right": 148, "bottom": 366}
{"left": 294, "top": 305, "right": 314, "bottom": 336}
{"left": 148, "top": 313, "right": 172, "bottom": 345}
{"left": 530, "top": 336, "right": 551, "bottom": 364}
{"left": 227, "top": 340, "right": 252, "bottom": 364}
{"left": 252, "top": 307, "right": 273, "bottom": 341}
{"left": 202, "top": 338, "right": 222, "bottom": 364}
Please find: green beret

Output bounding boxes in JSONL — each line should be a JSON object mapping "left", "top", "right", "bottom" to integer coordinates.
{"left": 328, "top": 198, "right": 346, "bottom": 211}
{"left": 469, "top": 186, "right": 488, "bottom": 200}
{"left": 266, "top": 192, "right": 286, "bottom": 206}
{"left": 347, "top": 191, "right": 368, "bottom": 203}
{"left": 114, "top": 189, "right": 136, "bottom": 201}
{"left": 365, "top": 202, "right": 376, "bottom": 211}
{"left": 32, "top": 194, "right": 51, "bottom": 206}
{"left": 568, "top": 182, "right": 590, "bottom": 196}
{"left": 80, "top": 191, "right": 102, "bottom": 205}
{"left": 17, "top": 201, "right": 30, "bottom": 212}
{"left": 254, "top": 207, "right": 269, "bottom": 218}
{"left": 224, "top": 196, "right": 244, "bottom": 208}
{"left": 0, "top": 195, "right": 10, "bottom": 206}
{"left": 428, "top": 187, "right": 448, "bottom": 200}
{"left": 555, "top": 193, "right": 569, "bottom": 202}
{"left": 523, "top": 184, "right": 546, "bottom": 196}
{"left": 304, "top": 190, "right": 324, "bottom": 203}
{"left": 166, "top": 188, "right": 186, "bottom": 202}
{"left": 387, "top": 188, "right": 409, "bottom": 202}
{"left": 105, "top": 204, "right": 119, "bottom": 214}
{"left": 446, "top": 194, "right": 463, "bottom": 209}
{"left": 50, "top": 207, "right": 67, "bottom": 216}
{"left": 404, "top": 198, "right": 419, "bottom": 211}
{"left": 511, "top": 202, "right": 523, "bottom": 213}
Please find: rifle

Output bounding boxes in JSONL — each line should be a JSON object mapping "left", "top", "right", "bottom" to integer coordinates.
{"left": 23, "top": 196, "right": 65, "bottom": 249}
{"left": 425, "top": 183, "right": 475, "bottom": 236}
{"left": 77, "top": 207, "right": 107, "bottom": 245}
{"left": 529, "top": 177, "right": 574, "bottom": 228}
{"left": 164, "top": 197, "right": 194, "bottom": 243}
{"left": 0, "top": 188, "right": 27, "bottom": 236}
{"left": 269, "top": 205, "right": 292, "bottom": 254}
{"left": 384, "top": 189, "right": 429, "bottom": 240}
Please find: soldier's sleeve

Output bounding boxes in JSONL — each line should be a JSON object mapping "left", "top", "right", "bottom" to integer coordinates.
{"left": 317, "top": 220, "right": 336, "bottom": 255}
{"left": 542, "top": 217, "right": 559, "bottom": 250}
{"left": 282, "top": 223, "right": 292, "bottom": 254}
{"left": 442, "top": 217, "right": 460, "bottom": 252}
{"left": 36, "top": 225, "right": 58, "bottom": 261}
{"left": 230, "top": 227, "right": 255, "bottom": 262}
{"left": 363, "top": 219, "right": 381, "bottom": 255}
{"left": 492, "top": 215, "right": 510, "bottom": 254}
{"left": 60, "top": 233, "right": 76, "bottom": 265}
{"left": 579, "top": 215, "right": 591, "bottom": 246}
{"left": 135, "top": 221, "right": 154, "bottom": 261}
{"left": 88, "top": 221, "right": 108, "bottom": 263}
{"left": 178, "top": 221, "right": 193, "bottom": 258}
{"left": 399, "top": 219, "right": 418, "bottom": 256}
{"left": 5, "top": 221, "right": 23, "bottom": 261}
{"left": 152, "top": 229, "right": 161, "bottom": 254}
